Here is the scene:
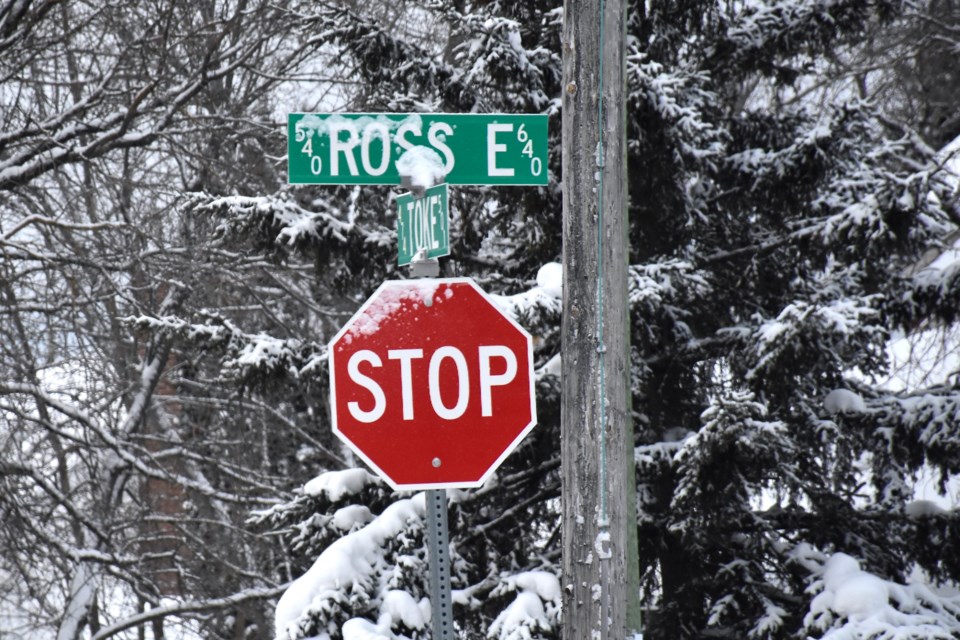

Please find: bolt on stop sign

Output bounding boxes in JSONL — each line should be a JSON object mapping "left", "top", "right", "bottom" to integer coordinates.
{"left": 328, "top": 278, "right": 536, "bottom": 490}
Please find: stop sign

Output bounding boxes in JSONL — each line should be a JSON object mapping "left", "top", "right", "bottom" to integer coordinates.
{"left": 328, "top": 277, "right": 536, "bottom": 489}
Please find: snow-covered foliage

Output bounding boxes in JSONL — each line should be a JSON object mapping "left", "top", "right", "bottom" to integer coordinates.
{"left": 797, "top": 547, "right": 960, "bottom": 638}
{"left": 254, "top": 469, "right": 563, "bottom": 640}
{"left": 203, "top": 194, "right": 351, "bottom": 247}
{"left": 620, "top": 0, "right": 960, "bottom": 637}
{"left": 123, "top": 311, "right": 326, "bottom": 383}
{"left": 486, "top": 572, "right": 561, "bottom": 640}
{"left": 274, "top": 492, "right": 428, "bottom": 640}
{"left": 823, "top": 389, "right": 867, "bottom": 415}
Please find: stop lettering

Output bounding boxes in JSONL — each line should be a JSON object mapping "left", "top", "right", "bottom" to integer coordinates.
{"left": 328, "top": 278, "right": 536, "bottom": 490}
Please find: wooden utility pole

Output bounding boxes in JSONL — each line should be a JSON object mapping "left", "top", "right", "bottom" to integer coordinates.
{"left": 561, "top": 0, "right": 640, "bottom": 638}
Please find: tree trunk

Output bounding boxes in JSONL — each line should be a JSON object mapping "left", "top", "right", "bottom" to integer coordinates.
{"left": 561, "top": 0, "right": 639, "bottom": 638}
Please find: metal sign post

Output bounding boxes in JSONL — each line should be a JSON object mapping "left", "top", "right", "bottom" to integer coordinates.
{"left": 409, "top": 194, "right": 453, "bottom": 640}
{"left": 426, "top": 488, "right": 454, "bottom": 640}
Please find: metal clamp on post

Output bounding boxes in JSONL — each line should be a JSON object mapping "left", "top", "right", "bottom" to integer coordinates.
{"left": 410, "top": 250, "right": 440, "bottom": 278}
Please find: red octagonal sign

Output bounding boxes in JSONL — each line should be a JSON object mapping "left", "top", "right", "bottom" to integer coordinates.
{"left": 329, "top": 277, "right": 536, "bottom": 490}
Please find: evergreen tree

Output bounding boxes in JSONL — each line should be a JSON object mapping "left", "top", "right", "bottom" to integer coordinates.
{"left": 626, "top": 1, "right": 959, "bottom": 636}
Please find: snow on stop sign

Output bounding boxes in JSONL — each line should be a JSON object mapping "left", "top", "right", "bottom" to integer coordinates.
{"left": 328, "top": 278, "right": 536, "bottom": 490}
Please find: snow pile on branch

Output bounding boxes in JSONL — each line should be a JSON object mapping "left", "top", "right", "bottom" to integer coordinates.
{"left": 823, "top": 388, "right": 867, "bottom": 415}
{"left": 745, "top": 296, "right": 882, "bottom": 380}
{"left": 800, "top": 549, "right": 960, "bottom": 638}
{"left": 455, "top": 15, "right": 554, "bottom": 111}
{"left": 304, "top": 469, "right": 381, "bottom": 502}
{"left": 229, "top": 333, "right": 304, "bottom": 376}
{"left": 878, "top": 391, "right": 960, "bottom": 461}
{"left": 626, "top": 53, "right": 724, "bottom": 168}
{"left": 672, "top": 391, "right": 787, "bottom": 506}
{"left": 122, "top": 313, "right": 325, "bottom": 382}
{"left": 905, "top": 250, "right": 960, "bottom": 323}
{"left": 196, "top": 193, "right": 350, "bottom": 245}
{"left": 275, "top": 493, "right": 426, "bottom": 640}
{"left": 629, "top": 260, "right": 711, "bottom": 309}
{"left": 535, "top": 262, "right": 562, "bottom": 299}
{"left": 490, "top": 262, "right": 562, "bottom": 321}
{"left": 379, "top": 590, "right": 430, "bottom": 631}
{"left": 904, "top": 500, "right": 948, "bottom": 519}
{"left": 487, "top": 570, "right": 561, "bottom": 640}
{"left": 335, "top": 592, "right": 431, "bottom": 640}
{"left": 628, "top": 260, "right": 712, "bottom": 349}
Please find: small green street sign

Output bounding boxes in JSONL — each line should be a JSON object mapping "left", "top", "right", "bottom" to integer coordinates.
{"left": 288, "top": 113, "right": 548, "bottom": 186}
{"left": 397, "top": 184, "right": 449, "bottom": 266}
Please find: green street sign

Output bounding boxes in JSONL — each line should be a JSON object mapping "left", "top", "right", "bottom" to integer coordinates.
{"left": 288, "top": 113, "right": 548, "bottom": 186}
{"left": 396, "top": 184, "right": 449, "bottom": 266}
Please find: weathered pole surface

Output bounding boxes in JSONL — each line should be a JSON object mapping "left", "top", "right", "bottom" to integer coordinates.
{"left": 561, "top": 0, "right": 638, "bottom": 638}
